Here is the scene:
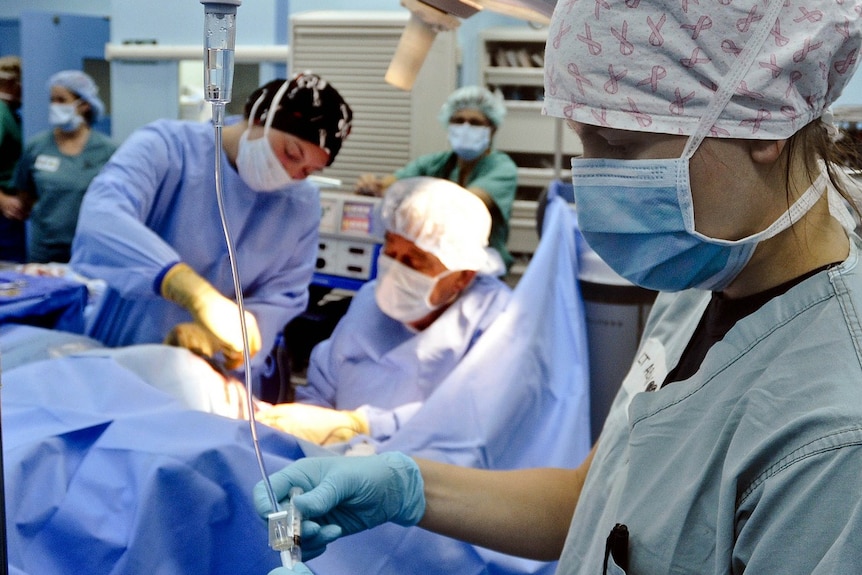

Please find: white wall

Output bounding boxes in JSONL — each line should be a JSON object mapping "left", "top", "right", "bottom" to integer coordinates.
{"left": 835, "top": 74, "right": 862, "bottom": 108}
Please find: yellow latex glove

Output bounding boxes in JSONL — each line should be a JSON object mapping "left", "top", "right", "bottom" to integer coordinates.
{"left": 255, "top": 403, "right": 370, "bottom": 445}
{"left": 160, "top": 262, "right": 261, "bottom": 363}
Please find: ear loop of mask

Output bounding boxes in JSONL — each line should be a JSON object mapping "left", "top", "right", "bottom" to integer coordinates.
{"left": 245, "top": 89, "right": 267, "bottom": 131}
{"left": 246, "top": 80, "right": 290, "bottom": 137}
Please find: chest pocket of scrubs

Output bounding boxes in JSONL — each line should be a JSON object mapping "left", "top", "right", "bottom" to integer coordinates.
{"left": 603, "top": 523, "right": 629, "bottom": 575}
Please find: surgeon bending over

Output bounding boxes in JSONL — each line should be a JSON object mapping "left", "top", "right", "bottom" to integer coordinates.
{"left": 255, "top": 177, "right": 511, "bottom": 445}
{"left": 71, "top": 72, "right": 352, "bottom": 376}
{"left": 254, "top": 0, "right": 862, "bottom": 573}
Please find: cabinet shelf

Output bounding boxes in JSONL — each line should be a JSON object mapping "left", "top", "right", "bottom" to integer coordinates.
{"left": 482, "top": 26, "right": 579, "bottom": 260}
{"left": 485, "top": 67, "right": 544, "bottom": 87}
{"left": 518, "top": 167, "right": 571, "bottom": 188}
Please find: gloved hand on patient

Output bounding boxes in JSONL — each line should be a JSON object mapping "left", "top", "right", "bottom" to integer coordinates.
{"left": 160, "top": 262, "right": 261, "bottom": 369}
{"left": 255, "top": 403, "right": 370, "bottom": 445}
{"left": 254, "top": 452, "right": 425, "bottom": 560}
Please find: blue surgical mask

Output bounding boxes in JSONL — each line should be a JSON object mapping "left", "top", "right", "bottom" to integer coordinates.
{"left": 49, "top": 102, "right": 83, "bottom": 132}
{"left": 572, "top": 156, "right": 826, "bottom": 292}
{"left": 448, "top": 123, "right": 491, "bottom": 161}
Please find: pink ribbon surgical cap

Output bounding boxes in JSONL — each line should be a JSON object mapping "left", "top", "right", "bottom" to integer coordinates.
{"left": 543, "top": 0, "right": 862, "bottom": 139}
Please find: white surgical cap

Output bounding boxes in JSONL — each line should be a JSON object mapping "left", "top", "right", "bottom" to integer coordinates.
{"left": 380, "top": 177, "right": 503, "bottom": 275}
{"left": 543, "top": 0, "right": 862, "bottom": 139}
{"left": 438, "top": 86, "right": 507, "bottom": 128}
{"left": 48, "top": 70, "right": 105, "bottom": 123}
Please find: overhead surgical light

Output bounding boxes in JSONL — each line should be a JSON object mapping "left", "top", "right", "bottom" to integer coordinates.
{"left": 385, "top": 0, "right": 557, "bottom": 91}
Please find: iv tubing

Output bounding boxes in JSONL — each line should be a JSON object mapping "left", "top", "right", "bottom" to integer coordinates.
{"left": 211, "top": 102, "right": 280, "bottom": 513}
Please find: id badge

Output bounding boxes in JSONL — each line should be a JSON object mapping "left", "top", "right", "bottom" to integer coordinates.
{"left": 620, "top": 337, "right": 668, "bottom": 399}
{"left": 35, "top": 154, "right": 61, "bottom": 172}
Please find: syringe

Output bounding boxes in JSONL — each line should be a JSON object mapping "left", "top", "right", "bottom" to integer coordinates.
{"left": 200, "top": 0, "right": 241, "bottom": 126}
{"left": 268, "top": 487, "right": 303, "bottom": 567}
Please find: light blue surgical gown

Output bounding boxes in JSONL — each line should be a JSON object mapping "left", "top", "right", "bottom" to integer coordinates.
{"left": 300, "top": 273, "right": 512, "bottom": 439}
{"left": 70, "top": 119, "right": 320, "bottom": 377}
{"left": 557, "top": 233, "right": 862, "bottom": 574}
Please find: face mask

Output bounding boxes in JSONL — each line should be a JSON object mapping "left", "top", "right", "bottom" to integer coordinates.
{"left": 49, "top": 102, "right": 83, "bottom": 132}
{"left": 236, "top": 129, "right": 296, "bottom": 192}
{"left": 572, "top": 158, "right": 825, "bottom": 292}
{"left": 448, "top": 123, "right": 491, "bottom": 161}
{"left": 374, "top": 254, "right": 454, "bottom": 324}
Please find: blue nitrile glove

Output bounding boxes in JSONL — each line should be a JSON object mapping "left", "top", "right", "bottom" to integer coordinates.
{"left": 268, "top": 563, "right": 313, "bottom": 575}
{"left": 254, "top": 452, "right": 425, "bottom": 557}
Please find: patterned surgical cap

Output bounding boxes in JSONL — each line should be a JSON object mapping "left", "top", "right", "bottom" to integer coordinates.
{"left": 543, "top": 0, "right": 862, "bottom": 139}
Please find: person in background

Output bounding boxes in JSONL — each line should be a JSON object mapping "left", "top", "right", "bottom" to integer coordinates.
{"left": 71, "top": 72, "right": 352, "bottom": 380}
{"left": 355, "top": 86, "right": 517, "bottom": 271}
{"left": 255, "top": 0, "right": 862, "bottom": 573}
{"left": 255, "top": 176, "right": 511, "bottom": 445}
{"left": 0, "top": 56, "right": 25, "bottom": 262}
{"left": 3, "top": 70, "right": 116, "bottom": 264}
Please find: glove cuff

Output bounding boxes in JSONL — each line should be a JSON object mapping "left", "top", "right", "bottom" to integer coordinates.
{"left": 160, "top": 262, "right": 219, "bottom": 312}
{"left": 347, "top": 409, "right": 371, "bottom": 436}
{"left": 381, "top": 452, "right": 426, "bottom": 527}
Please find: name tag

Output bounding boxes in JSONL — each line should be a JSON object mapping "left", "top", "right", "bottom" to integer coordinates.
{"left": 35, "top": 154, "right": 61, "bottom": 172}
{"left": 621, "top": 337, "right": 668, "bottom": 399}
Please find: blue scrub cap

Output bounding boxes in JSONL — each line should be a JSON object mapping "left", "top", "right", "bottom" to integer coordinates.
{"left": 48, "top": 70, "right": 105, "bottom": 123}
{"left": 438, "top": 86, "right": 506, "bottom": 128}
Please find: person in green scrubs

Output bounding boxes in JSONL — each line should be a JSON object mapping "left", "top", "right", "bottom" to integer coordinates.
{"left": 0, "top": 56, "right": 25, "bottom": 262}
{"left": 4, "top": 70, "right": 116, "bottom": 263}
{"left": 355, "top": 86, "right": 518, "bottom": 271}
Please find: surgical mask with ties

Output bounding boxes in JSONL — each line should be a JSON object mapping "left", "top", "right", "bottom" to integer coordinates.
{"left": 448, "top": 123, "right": 491, "bottom": 161}
{"left": 236, "top": 127, "right": 296, "bottom": 192}
{"left": 572, "top": 0, "right": 823, "bottom": 292}
{"left": 374, "top": 253, "right": 455, "bottom": 324}
{"left": 49, "top": 102, "right": 84, "bottom": 132}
